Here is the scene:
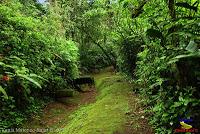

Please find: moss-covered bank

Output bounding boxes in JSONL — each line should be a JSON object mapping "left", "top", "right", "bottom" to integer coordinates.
{"left": 59, "top": 72, "right": 131, "bottom": 134}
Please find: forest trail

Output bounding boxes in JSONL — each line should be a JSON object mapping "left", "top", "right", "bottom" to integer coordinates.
{"left": 24, "top": 69, "right": 153, "bottom": 134}
{"left": 22, "top": 86, "right": 97, "bottom": 133}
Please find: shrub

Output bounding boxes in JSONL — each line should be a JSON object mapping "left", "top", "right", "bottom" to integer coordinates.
{"left": 0, "top": 1, "right": 79, "bottom": 128}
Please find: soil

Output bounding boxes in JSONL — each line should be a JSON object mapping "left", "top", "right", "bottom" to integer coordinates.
{"left": 113, "top": 91, "right": 153, "bottom": 134}
{"left": 41, "top": 87, "right": 97, "bottom": 128}
{"left": 22, "top": 69, "right": 154, "bottom": 134}
{"left": 21, "top": 87, "right": 97, "bottom": 134}
{"left": 124, "top": 92, "right": 154, "bottom": 134}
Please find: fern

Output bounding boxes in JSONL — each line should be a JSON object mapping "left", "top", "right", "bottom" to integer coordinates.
{"left": 17, "top": 74, "right": 42, "bottom": 89}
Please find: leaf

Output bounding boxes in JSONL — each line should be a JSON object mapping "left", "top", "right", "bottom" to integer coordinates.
{"left": 0, "top": 62, "right": 5, "bottom": 66}
{"left": 168, "top": 52, "right": 200, "bottom": 64}
{"left": 186, "top": 40, "right": 198, "bottom": 52}
{"left": 173, "top": 102, "right": 182, "bottom": 107}
{"left": 47, "top": 58, "right": 54, "bottom": 65}
{"left": 30, "top": 73, "right": 48, "bottom": 82}
{"left": 0, "top": 62, "right": 14, "bottom": 69}
{"left": 178, "top": 96, "right": 184, "bottom": 101}
{"left": 9, "top": 56, "right": 23, "bottom": 61}
{"left": 160, "top": 56, "right": 166, "bottom": 60}
{"left": 17, "top": 74, "right": 42, "bottom": 89}
{"left": 0, "top": 86, "right": 8, "bottom": 99}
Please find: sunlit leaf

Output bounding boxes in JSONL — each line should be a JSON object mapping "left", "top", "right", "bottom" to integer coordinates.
{"left": 30, "top": 73, "right": 48, "bottom": 82}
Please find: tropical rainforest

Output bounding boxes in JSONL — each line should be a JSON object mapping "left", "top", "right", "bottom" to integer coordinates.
{"left": 0, "top": 0, "right": 200, "bottom": 133}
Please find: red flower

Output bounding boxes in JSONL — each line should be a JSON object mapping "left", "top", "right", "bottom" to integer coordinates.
{"left": 2, "top": 75, "right": 10, "bottom": 81}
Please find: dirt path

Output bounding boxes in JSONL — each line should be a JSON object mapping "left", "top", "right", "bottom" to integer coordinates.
{"left": 22, "top": 70, "right": 153, "bottom": 134}
{"left": 57, "top": 71, "right": 153, "bottom": 134}
{"left": 41, "top": 88, "right": 97, "bottom": 128}
{"left": 22, "top": 87, "right": 97, "bottom": 133}
{"left": 119, "top": 92, "right": 153, "bottom": 134}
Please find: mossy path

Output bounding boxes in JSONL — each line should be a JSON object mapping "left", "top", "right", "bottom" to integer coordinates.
{"left": 23, "top": 69, "right": 153, "bottom": 134}
{"left": 57, "top": 70, "right": 153, "bottom": 134}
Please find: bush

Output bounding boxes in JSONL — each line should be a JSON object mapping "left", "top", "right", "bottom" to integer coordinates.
{"left": 135, "top": 20, "right": 200, "bottom": 133}
{"left": 116, "top": 35, "right": 143, "bottom": 78}
{"left": 0, "top": 1, "right": 79, "bottom": 128}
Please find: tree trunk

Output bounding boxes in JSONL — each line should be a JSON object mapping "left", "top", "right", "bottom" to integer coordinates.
{"left": 168, "top": 0, "right": 176, "bottom": 19}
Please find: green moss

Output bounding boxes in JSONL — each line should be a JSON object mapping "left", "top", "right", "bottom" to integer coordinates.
{"left": 59, "top": 73, "right": 131, "bottom": 134}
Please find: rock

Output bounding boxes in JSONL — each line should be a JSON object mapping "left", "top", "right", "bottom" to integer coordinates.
{"left": 55, "top": 89, "right": 75, "bottom": 97}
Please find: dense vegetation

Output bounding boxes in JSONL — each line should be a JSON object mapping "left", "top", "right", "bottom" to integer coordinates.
{"left": 0, "top": 0, "right": 200, "bottom": 133}
{"left": 0, "top": 0, "right": 79, "bottom": 128}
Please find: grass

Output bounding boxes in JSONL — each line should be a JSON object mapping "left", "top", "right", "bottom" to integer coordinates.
{"left": 59, "top": 72, "right": 132, "bottom": 134}
{"left": 21, "top": 92, "right": 84, "bottom": 133}
{"left": 20, "top": 70, "right": 153, "bottom": 134}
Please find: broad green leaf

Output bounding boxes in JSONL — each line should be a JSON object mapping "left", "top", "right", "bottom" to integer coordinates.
{"left": 0, "top": 86, "right": 8, "bottom": 99}
{"left": 0, "top": 62, "right": 15, "bottom": 69}
{"left": 186, "top": 40, "right": 198, "bottom": 52}
{"left": 0, "top": 62, "right": 5, "bottom": 66}
{"left": 168, "top": 52, "right": 200, "bottom": 64}
{"left": 173, "top": 102, "right": 182, "bottom": 107}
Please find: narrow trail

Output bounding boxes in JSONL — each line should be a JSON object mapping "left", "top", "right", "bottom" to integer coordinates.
{"left": 23, "top": 87, "right": 97, "bottom": 133}
{"left": 23, "top": 69, "right": 153, "bottom": 134}
{"left": 41, "top": 88, "right": 97, "bottom": 128}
